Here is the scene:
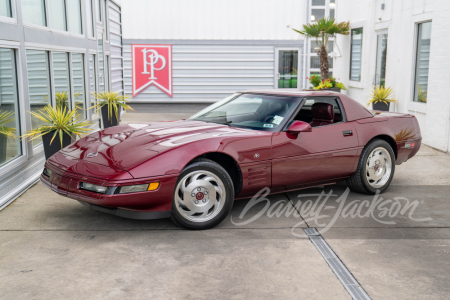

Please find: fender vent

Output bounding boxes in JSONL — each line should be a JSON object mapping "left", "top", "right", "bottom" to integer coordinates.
{"left": 248, "top": 166, "right": 268, "bottom": 186}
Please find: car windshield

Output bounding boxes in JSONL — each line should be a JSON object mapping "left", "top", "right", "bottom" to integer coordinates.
{"left": 188, "top": 93, "right": 302, "bottom": 131}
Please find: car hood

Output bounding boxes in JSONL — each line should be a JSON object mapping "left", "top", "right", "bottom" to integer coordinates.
{"left": 60, "top": 120, "right": 262, "bottom": 173}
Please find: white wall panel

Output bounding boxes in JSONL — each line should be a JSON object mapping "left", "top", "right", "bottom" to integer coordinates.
{"left": 122, "top": 0, "right": 307, "bottom": 40}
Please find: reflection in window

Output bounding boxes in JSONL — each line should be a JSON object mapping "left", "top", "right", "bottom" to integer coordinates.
{"left": 350, "top": 28, "right": 363, "bottom": 81}
{"left": 96, "top": 0, "right": 101, "bottom": 22}
{"left": 311, "top": 9, "right": 324, "bottom": 22}
{"left": 89, "top": 54, "right": 97, "bottom": 117}
{"left": 414, "top": 22, "right": 432, "bottom": 103}
{"left": 0, "top": 49, "right": 21, "bottom": 167}
{"left": 0, "top": 0, "right": 12, "bottom": 17}
{"left": 72, "top": 53, "right": 86, "bottom": 119}
{"left": 278, "top": 50, "right": 298, "bottom": 88}
{"left": 53, "top": 52, "right": 71, "bottom": 110}
{"left": 98, "top": 31, "right": 105, "bottom": 92}
{"left": 67, "top": 0, "right": 83, "bottom": 34}
{"left": 48, "top": 0, "right": 66, "bottom": 31}
{"left": 88, "top": 0, "right": 95, "bottom": 36}
{"left": 312, "top": 0, "right": 325, "bottom": 6}
{"left": 22, "top": 0, "right": 46, "bottom": 26}
{"left": 26, "top": 50, "right": 51, "bottom": 146}
{"left": 311, "top": 41, "right": 333, "bottom": 53}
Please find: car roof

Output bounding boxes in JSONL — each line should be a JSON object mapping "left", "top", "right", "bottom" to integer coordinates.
{"left": 238, "top": 89, "right": 374, "bottom": 122}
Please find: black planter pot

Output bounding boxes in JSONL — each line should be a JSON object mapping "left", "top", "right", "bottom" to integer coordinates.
{"left": 0, "top": 134, "right": 7, "bottom": 165}
{"left": 372, "top": 101, "right": 390, "bottom": 111}
{"left": 101, "top": 105, "right": 120, "bottom": 128}
{"left": 321, "top": 87, "right": 341, "bottom": 92}
{"left": 42, "top": 131, "right": 75, "bottom": 160}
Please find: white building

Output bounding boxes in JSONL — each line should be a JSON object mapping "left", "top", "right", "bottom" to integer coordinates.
{"left": 0, "top": 0, "right": 124, "bottom": 209}
{"left": 333, "top": 0, "right": 450, "bottom": 152}
{"left": 121, "top": 0, "right": 314, "bottom": 103}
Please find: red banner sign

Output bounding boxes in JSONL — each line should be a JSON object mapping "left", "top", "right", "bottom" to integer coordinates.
{"left": 132, "top": 44, "right": 173, "bottom": 97}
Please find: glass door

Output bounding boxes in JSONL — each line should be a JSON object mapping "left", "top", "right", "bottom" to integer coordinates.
{"left": 97, "top": 30, "right": 105, "bottom": 92}
{"left": 276, "top": 48, "right": 300, "bottom": 89}
{"left": 374, "top": 33, "right": 388, "bottom": 87}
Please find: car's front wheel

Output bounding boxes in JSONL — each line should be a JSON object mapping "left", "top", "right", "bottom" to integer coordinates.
{"left": 171, "top": 158, "right": 234, "bottom": 229}
{"left": 346, "top": 139, "right": 395, "bottom": 194}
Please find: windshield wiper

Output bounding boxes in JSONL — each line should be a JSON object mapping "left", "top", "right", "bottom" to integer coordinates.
{"left": 211, "top": 120, "right": 233, "bottom": 126}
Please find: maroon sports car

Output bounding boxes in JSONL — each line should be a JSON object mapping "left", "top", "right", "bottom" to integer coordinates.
{"left": 42, "top": 90, "right": 421, "bottom": 229}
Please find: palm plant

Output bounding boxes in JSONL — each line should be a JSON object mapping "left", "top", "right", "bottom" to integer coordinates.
{"left": 0, "top": 110, "right": 17, "bottom": 141}
{"left": 417, "top": 85, "right": 427, "bottom": 103}
{"left": 293, "top": 17, "right": 349, "bottom": 80}
{"left": 22, "top": 105, "right": 93, "bottom": 148}
{"left": 91, "top": 91, "right": 133, "bottom": 121}
{"left": 55, "top": 91, "right": 83, "bottom": 110}
{"left": 367, "top": 86, "right": 397, "bottom": 106}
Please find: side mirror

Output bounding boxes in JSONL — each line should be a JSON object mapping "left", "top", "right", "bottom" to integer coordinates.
{"left": 287, "top": 120, "right": 312, "bottom": 134}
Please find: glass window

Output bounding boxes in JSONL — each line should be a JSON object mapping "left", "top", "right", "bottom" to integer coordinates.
{"left": 98, "top": 31, "right": 105, "bottom": 92}
{"left": 414, "top": 21, "right": 432, "bottom": 103}
{"left": 375, "top": 33, "right": 388, "bottom": 87}
{"left": 102, "top": 0, "right": 107, "bottom": 26}
{"left": 0, "top": 0, "right": 12, "bottom": 17}
{"left": 310, "top": 41, "right": 333, "bottom": 54}
{"left": 350, "top": 28, "right": 363, "bottom": 81}
{"left": 22, "top": 0, "right": 46, "bottom": 26}
{"left": 105, "top": 55, "right": 110, "bottom": 90}
{"left": 104, "top": 0, "right": 109, "bottom": 40}
{"left": 48, "top": 0, "right": 66, "bottom": 31}
{"left": 67, "top": 0, "right": 83, "bottom": 34}
{"left": 278, "top": 50, "right": 298, "bottom": 88}
{"left": 89, "top": 54, "right": 97, "bottom": 117}
{"left": 0, "top": 49, "right": 21, "bottom": 167}
{"left": 330, "top": 9, "right": 335, "bottom": 19}
{"left": 96, "top": 0, "right": 101, "bottom": 22}
{"left": 71, "top": 53, "right": 86, "bottom": 119}
{"left": 312, "top": 0, "right": 325, "bottom": 6}
{"left": 26, "top": 50, "right": 51, "bottom": 146}
{"left": 52, "top": 52, "right": 71, "bottom": 110}
{"left": 189, "top": 94, "right": 302, "bottom": 131}
{"left": 88, "top": 0, "right": 95, "bottom": 36}
{"left": 310, "top": 57, "right": 333, "bottom": 69}
{"left": 311, "top": 9, "right": 324, "bottom": 22}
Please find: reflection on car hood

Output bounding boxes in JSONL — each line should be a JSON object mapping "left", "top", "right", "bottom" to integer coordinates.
{"left": 61, "top": 120, "right": 258, "bottom": 171}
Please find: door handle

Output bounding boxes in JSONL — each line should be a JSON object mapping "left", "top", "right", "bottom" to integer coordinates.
{"left": 342, "top": 130, "right": 353, "bottom": 136}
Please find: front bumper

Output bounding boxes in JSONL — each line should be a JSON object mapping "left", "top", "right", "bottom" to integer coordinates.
{"left": 41, "top": 162, "right": 178, "bottom": 214}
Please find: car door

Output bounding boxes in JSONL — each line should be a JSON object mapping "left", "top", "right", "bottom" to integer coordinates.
{"left": 271, "top": 97, "right": 360, "bottom": 191}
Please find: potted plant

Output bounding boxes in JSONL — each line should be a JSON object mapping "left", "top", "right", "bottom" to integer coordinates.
{"left": 307, "top": 76, "right": 347, "bottom": 92}
{"left": 367, "top": 86, "right": 397, "bottom": 111}
{"left": 0, "top": 110, "right": 17, "bottom": 165}
{"left": 293, "top": 17, "right": 349, "bottom": 80}
{"left": 22, "top": 105, "right": 93, "bottom": 160}
{"left": 55, "top": 91, "right": 83, "bottom": 110}
{"left": 91, "top": 91, "right": 133, "bottom": 128}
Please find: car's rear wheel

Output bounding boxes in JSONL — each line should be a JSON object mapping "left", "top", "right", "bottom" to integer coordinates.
{"left": 171, "top": 159, "right": 234, "bottom": 229}
{"left": 346, "top": 139, "right": 395, "bottom": 194}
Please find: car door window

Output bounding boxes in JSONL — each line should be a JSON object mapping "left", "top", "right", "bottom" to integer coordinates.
{"left": 293, "top": 97, "right": 344, "bottom": 126}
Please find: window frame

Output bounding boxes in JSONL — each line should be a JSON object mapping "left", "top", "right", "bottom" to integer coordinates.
{"left": 284, "top": 96, "right": 347, "bottom": 130}
{"left": 0, "top": 0, "right": 17, "bottom": 23}
{"left": 0, "top": 43, "right": 28, "bottom": 176}
{"left": 349, "top": 27, "right": 363, "bottom": 82}
{"left": 412, "top": 20, "right": 432, "bottom": 104}
{"left": 65, "top": 0, "right": 84, "bottom": 35}
{"left": 22, "top": 0, "right": 85, "bottom": 38}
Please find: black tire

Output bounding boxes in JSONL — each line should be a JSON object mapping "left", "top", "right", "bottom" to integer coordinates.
{"left": 346, "top": 139, "right": 395, "bottom": 195}
{"left": 170, "top": 158, "right": 235, "bottom": 230}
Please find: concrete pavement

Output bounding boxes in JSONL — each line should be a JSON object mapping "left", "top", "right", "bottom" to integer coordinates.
{"left": 0, "top": 110, "right": 449, "bottom": 299}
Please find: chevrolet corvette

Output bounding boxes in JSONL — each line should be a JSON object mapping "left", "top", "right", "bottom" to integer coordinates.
{"left": 41, "top": 90, "right": 421, "bottom": 229}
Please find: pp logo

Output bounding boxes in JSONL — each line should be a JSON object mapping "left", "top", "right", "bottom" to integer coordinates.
{"left": 132, "top": 44, "right": 173, "bottom": 97}
{"left": 254, "top": 153, "right": 260, "bottom": 158}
